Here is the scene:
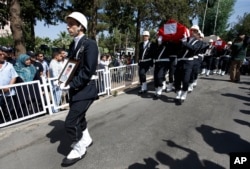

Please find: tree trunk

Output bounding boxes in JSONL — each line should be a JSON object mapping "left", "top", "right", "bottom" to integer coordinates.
{"left": 90, "top": 0, "right": 97, "bottom": 41}
{"left": 9, "top": 0, "right": 26, "bottom": 57}
{"left": 135, "top": 8, "right": 141, "bottom": 63}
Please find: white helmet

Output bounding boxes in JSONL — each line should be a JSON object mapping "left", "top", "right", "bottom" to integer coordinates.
{"left": 190, "top": 25, "right": 200, "bottom": 31}
{"left": 209, "top": 39, "right": 214, "bottom": 43}
{"left": 66, "top": 12, "right": 88, "bottom": 30}
{"left": 227, "top": 41, "right": 232, "bottom": 45}
{"left": 200, "top": 32, "right": 204, "bottom": 38}
{"left": 143, "top": 31, "right": 150, "bottom": 36}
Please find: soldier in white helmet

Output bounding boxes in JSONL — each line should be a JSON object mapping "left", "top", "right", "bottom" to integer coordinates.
{"left": 201, "top": 39, "right": 217, "bottom": 76}
{"left": 217, "top": 41, "right": 232, "bottom": 76}
{"left": 60, "top": 12, "right": 99, "bottom": 166}
{"left": 174, "top": 25, "right": 203, "bottom": 104}
{"left": 138, "top": 30, "right": 154, "bottom": 94}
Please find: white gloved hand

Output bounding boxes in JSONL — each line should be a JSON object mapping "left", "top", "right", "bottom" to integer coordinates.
{"left": 181, "top": 34, "right": 187, "bottom": 42}
{"left": 53, "top": 80, "right": 59, "bottom": 86}
{"left": 59, "top": 82, "right": 70, "bottom": 90}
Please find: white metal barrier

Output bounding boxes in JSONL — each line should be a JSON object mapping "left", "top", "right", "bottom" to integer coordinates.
{"left": 0, "top": 81, "right": 46, "bottom": 127}
{"left": 0, "top": 64, "right": 154, "bottom": 127}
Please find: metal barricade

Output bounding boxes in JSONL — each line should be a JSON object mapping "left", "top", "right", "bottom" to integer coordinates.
{"left": 0, "top": 81, "right": 46, "bottom": 127}
{"left": 0, "top": 63, "right": 154, "bottom": 127}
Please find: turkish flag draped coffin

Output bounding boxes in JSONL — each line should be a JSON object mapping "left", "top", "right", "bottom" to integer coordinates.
{"left": 213, "top": 39, "right": 227, "bottom": 51}
{"left": 158, "top": 19, "right": 190, "bottom": 43}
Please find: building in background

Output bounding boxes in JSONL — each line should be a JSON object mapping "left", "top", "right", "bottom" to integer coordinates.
{"left": 0, "top": 21, "right": 11, "bottom": 37}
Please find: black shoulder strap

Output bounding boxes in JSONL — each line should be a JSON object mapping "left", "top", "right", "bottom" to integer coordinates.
{"left": 75, "top": 38, "right": 88, "bottom": 60}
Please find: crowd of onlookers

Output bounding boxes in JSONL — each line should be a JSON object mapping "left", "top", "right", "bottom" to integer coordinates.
{"left": 0, "top": 46, "right": 69, "bottom": 123}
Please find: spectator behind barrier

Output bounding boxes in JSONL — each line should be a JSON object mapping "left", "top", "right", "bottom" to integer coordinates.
{"left": 14, "top": 54, "right": 36, "bottom": 83}
{"left": 0, "top": 46, "right": 18, "bottom": 123}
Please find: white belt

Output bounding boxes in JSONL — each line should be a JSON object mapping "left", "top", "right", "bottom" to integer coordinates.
{"left": 91, "top": 75, "right": 98, "bottom": 80}
{"left": 178, "top": 57, "right": 194, "bottom": 61}
{"left": 169, "top": 55, "right": 177, "bottom": 57}
{"left": 155, "top": 58, "right": 170, "bottom": 62}
{"left": 222, "top": 55, "right": 231, "bottom": 58}
{"left": 139, "top": 58, "right": 152, "bottom": 62}
{"left": 194, "top": 56, "right": 199, "bottom": 59}
{"left": 198, "top": 54, "right": 204, "bottom": 57}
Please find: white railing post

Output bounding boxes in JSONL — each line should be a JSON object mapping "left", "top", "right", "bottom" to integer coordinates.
{"left": 105, "top": 66, "right": 111, "bottom": 96}
{"left": 41, "top": 77, "right": 53, "bottom": 115}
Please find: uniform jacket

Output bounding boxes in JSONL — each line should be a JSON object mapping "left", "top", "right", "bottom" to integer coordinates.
{"left": 67, "top": 36, "right": 99, "bottom": 101}
{"left": 203, "top": 44, "right": 217, "bottom": 58}
{"left": 178, "top": 37, "right": 203, "bottom": 59}
{"left": 138, "top": 41, "right": 154, "bottom": 66}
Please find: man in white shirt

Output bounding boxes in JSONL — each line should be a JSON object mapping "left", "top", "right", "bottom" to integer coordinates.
{"left": 49, "top": 51, "right": 63, "bottom": 113}
{"left": 0, "top": 47, "right": 18, "bottom": 123}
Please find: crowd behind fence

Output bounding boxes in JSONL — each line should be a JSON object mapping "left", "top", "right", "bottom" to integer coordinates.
{"left": 0, "top": 64, "right": 154, "bottom": 128}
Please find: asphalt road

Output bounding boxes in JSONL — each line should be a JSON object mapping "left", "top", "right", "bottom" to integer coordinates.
{"left": 0, "top": 74, "right": 249, "bottom": 169}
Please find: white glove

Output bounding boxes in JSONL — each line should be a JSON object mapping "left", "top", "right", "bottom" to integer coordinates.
{"left": 53, "top": 80, "right": 59, "bottom": 86}
{"left": 59, "top": 82, "right": 70, "bottom": 90}
{"left": 181, "top": 34, "right": 187, "bottom": 42}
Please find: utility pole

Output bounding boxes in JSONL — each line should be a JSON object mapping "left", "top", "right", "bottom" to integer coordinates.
{"left": 202, "top": 0, "right": 209, "bottom": 33}
{"left": 213, "top": 0, "right": 220, "bottom": 35}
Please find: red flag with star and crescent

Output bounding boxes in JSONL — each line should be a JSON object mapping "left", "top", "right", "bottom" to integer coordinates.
{"left": 158, "top": 19, "right": 190, "bottom": 43}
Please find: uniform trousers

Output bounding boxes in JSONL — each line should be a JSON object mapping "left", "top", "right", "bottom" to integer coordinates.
{"left": 174, "top": 60, "right": 194, "bottom": 91}
{"left": 169, "top": 57, "right": 177, "bottom": 83}
{"left": 65, "top": 99, "right": 94, "bottom": 142}
{"left": 154, "top": 62, "right": 170, "bottom": 87}
{"left": 138, "top": 62, "right": 151, "bottom": 85}
{"left": 211, "top": 57, "right": 220, "bottom": 71}
{"left": 202, "top": 56, "right": 213, "bottom": 70}
{"left": 218, "top": 56, "right": 230, "bottom": 73}
{"left": 190, "top": 57, "right": 202, "bottom": 83}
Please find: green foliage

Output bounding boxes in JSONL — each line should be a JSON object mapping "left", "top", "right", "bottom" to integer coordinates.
{"left": 0, "top": 35, "right": 13, "bottom": 47}
{"left": 198, "top": 0, "right": 236, "bottom": 36}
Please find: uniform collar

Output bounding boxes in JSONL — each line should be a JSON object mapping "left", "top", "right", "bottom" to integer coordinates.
{"left": 74, "top": 34, "right": 85, "bottom": 48}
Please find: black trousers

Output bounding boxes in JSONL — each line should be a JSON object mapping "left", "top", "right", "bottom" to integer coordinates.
{"left": 174, "top": 60, "right": 194, "bottom": 91}
{"left": 0, "top": 95, "right": 16, "bottom": 123}
{"left": 154, "top": 62, "right": 170, "bottom": 87}
{"left": 190, "top": 57, "right": 202, "bottom": 83}
{"left": 211, "top": 57, "right": 220, "bottom": 70}
{"left": 169, "top": 57, "right": 177, "bottom": 83}
{"left": 218, "top": 57, "right": 230, "bottom": 72}
{"left": 65, "top": 99, "right": 94, "bottom": 142}
{"left": 202, "top": 56, "right": 213, "bottom": 70}
{"left": 138, "top": 62, "right": 151, "bottom": 84}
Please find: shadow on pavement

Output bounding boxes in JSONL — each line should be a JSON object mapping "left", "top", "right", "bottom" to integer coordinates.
{"left": 128, "top": 157, "right": 160, "bottom": 169}
{"left": 221, "top": 93, "right": 250, "bottom": 102}
{"left": 46, "top": 120, "right": 71, "bottom": 156}
{"left": 240, "top": 109, "right": 250, "bottom": 115}
{"left": 234, "top": 119, "right": 250, "bottom": 128}
{"left": 155, "top": 140, "right": 225, "bottom": 169}
{"left": 128, "top": 139, "right": 225, "bottom": 169}
{"left": 196, "top": 124, "right": 250, "bottom": 154}
{"left": 124, "top": 84, "right": 176, "bottom": 104}
{"left": 199, "top": 76, "right": 230, "bottom": 82}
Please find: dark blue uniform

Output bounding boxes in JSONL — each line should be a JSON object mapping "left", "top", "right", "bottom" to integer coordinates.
{"left": 65, "top": 36, "right": 98, "bottom": 142}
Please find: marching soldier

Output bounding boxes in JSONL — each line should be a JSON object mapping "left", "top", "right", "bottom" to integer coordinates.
{"left": 138, "top": 31, "right": 154, "bottom": 94}
{"left": 60, "top": 12, "right": 99, "bottom": 166}
{"left": 174, "top": 25, "right": 203, "bottom": 103}
{"left": 153, "top": 36, "right": 170, "bottom": 99}
{"left": 188, "top": 31, "right": 208, "bottom": 92}
{"left": 217, "top": 41, "right": 232, "bottom": 76}
{"left": 201, "top": 39, "right": 217, "bottom": 76}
